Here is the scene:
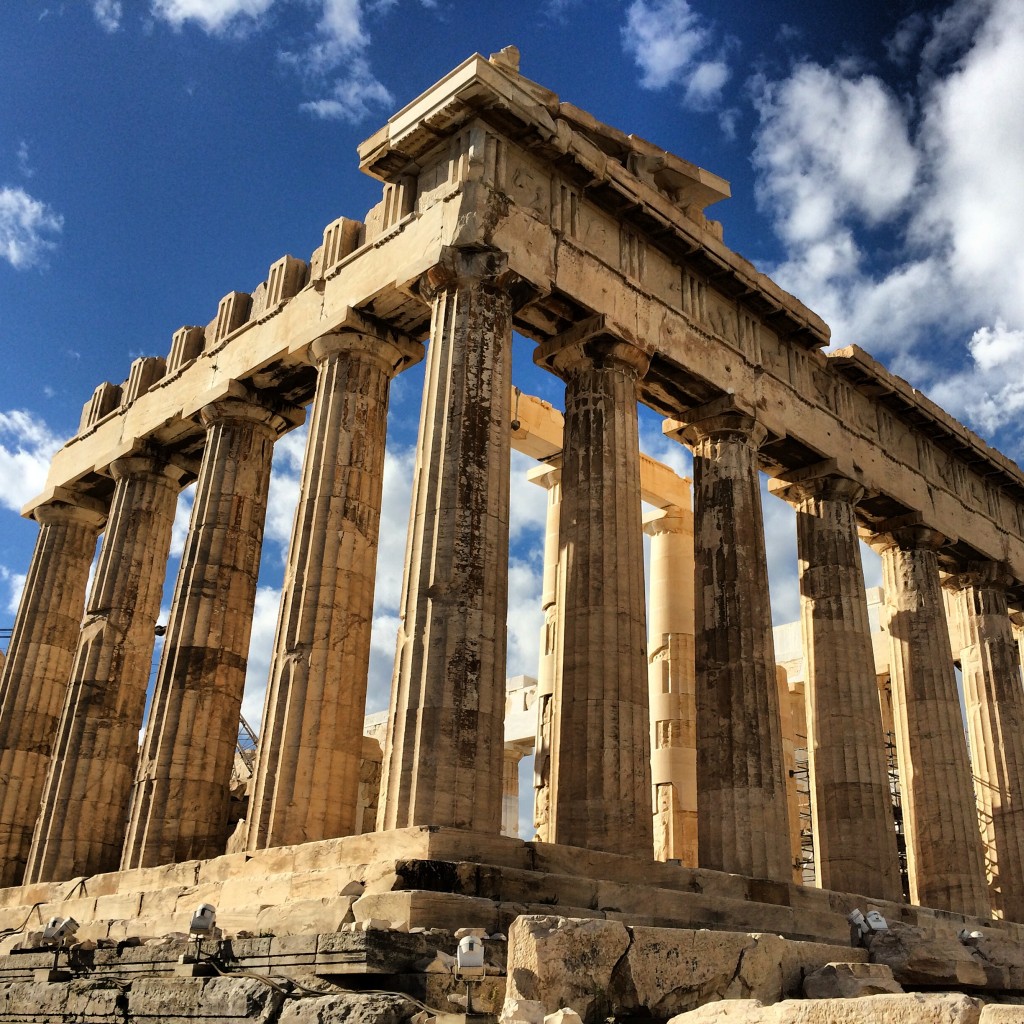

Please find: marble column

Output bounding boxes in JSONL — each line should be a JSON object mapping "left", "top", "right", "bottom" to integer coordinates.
{"left": 946, "top": 563, "right": 1024, "bottom": 922}
{"left": 535, "top": 321, "right": 653, "bottom": 857}
{"left": 24, "top": 455, "right": 188, "bottom": 882}
{"left": 246, "top": 324, "right": 421, "bottom": 851}
{"left": 378, "top": 248, "right": 514, "bottom": 833}
{"left": 502, "top": 746, "right": 525, "bottom": 838}
{"left": 776, "top": 666, "right": 803, "bottom": 884}
{"left": 527, "top": 460, "right": 563, "bottom": 842}
{"left": 876, "top": 525, "right": 989, "bottom": 917}
{"left": 0, "top": 496, "right": 105, "bottom": 886}
{"left": 122, "top": 389, "right": 298, "bottom": 868}
{"left": 644, "top": 505, "right": 697, "bottom": 865}
{"left": 666, "top": 398, "right": 791, "bottom": 882}
{"left": 772, "top": 469, "right": 901, "bottom": 901}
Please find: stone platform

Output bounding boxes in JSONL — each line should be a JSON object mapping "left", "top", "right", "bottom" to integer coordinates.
{"left": 0, "top": 828, "right": 1017, "bottom": 952}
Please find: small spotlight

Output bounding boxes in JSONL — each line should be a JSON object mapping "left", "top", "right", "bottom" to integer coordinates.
{"left": 189, "top": 903, "right": 216, "bottom": 939}
{"left": 42, "top": 916, "right": 79, "bottom": 946}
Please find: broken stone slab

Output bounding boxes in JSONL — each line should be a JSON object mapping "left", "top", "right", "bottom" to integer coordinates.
{"left": 609, "top": 926, "right": 867, "bottom": 1019}
{"left": 276, "top": 991, "right": 415, "bottom": 1024}
{"left": 499, "top": 996, "right": 547, "bottom": 1024}
{"left": 505, "top": 915, "right": 630, "bottom": 1023}
{"left": 801, "top": 962, "right": 903, "bottom": 998}
{"left": 126, "top": 976, "right": 281, "bottom": 1019}
{"left": 254, "top": 895, "right": 356, "bottom": 936}
{"left": 544, "top": 1010, "right": 583, "bottom": 1024}
{"left": 665, "top": 992, "right": 985, "bottom": 1022}
{"left": 1, "top": 978, "right": 125, "bottom": 1018}
{"left": 980, "top": 1006, "right": 1024, "bottom": 1022}
{"left": 866, "top": 921, "right": 989, "bottom": 987}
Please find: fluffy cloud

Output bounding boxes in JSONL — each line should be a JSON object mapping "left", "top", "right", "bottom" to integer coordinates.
{"left": 749, "top": 0, "right": 1024, "bottom": 454}
{"left": 0, "top": 187, "right": 63, "bottom": 270}
{"left": 300, "top": 59, "right": 393, "bottom": 123}
{"left": 0, "top": 566, "right": 26, "bottom": 617}
{"left": 150, "top": 0, "right": 274, "bottom": 32}
{"left": 91, "top": 0, "right": 122, "bottom": 31}
{"left": 0, "top": 410, "right": 63, "bottom": 512}
{"left": 622, "top": 0, "right": 731, "bottom": 108}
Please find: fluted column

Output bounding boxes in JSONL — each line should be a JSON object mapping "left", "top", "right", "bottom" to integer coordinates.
{"left": 377, "top": 248, "right": 515, "bottom": 833}
{"left": 0, "top": 496, "right": 105, "bottom": 886}
{"left": 666, "top": 398, "right": 790, "bottom": 882}
{"left": 876, "top": 525, "right": 989, "bottom": 917}
{"left": 644, "top": 506, "right": 697, "bottom": 865}
{"left": 946, "top": 563, "right": 1024, "bottom": 922}
{"left": 246, "top": 323, "right": 421, "bottom": 851}
{"left": 771, "top": 469, "right": 901, "bottom": 900}
{"left": 502, "top": 746, "right": 525, "bottom": 838}
{"left": 24, "top": 455, "right": 188, "bottom": 882}
{"left": 122, "top": 389, "right": 298, "bottom": 867}
{"left": 534, "top": 321, "right": 653, "bottom": 856}
{"left": 527, "top": 460, "right": 563, "bottom": 842}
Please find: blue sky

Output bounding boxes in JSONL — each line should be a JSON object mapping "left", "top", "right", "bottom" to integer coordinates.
{"left": 1, "top": 1, "right": 1022, "bottom": 755}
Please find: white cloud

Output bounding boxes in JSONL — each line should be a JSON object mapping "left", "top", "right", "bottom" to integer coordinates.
{"left": 0, "top": 410, "right": 63, "bottom": 512}
{"left": 92, "top": 0, "right": 122, "bottom": 31}
{"left": 16, "top": 142, "right": 32, "bottom": 179}
{"left": 169, "top": 484, "right": 195, "bottom": 560}
{"left": 0, "top": 187, "right": 63, "bottom": 270}
{"left": 0, "top": 566, "right": 26, "bottom": 617}
{"left": 749, "top": 0, "right": 1024, "bottom": 453}
{"left": 241, "top": 583, "right": 283, "bottom": 729}
{"left": 622, "top": 0, "right": 730, "bottom": 108}
{"left": 264, "top": 421, "right": 306, "bottom": 554}
{"left": 150, "top": 0, "right": 274, "bottom": 32}
{"left": 300, "top": 58, "right": 393, "bottom": 123}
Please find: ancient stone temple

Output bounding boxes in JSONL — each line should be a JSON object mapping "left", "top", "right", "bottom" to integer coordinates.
{"left": 2, "top": 47, "right": 1024, "bottom": 1022}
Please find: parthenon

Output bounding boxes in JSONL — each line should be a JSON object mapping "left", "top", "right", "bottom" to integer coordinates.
{"left": 3, "top": 46, "right": 1024, "bottom": 1020}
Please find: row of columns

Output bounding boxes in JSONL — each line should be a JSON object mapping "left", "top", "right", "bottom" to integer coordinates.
{"left": 2, "top": 243, "right": 1024, "bottom": 928}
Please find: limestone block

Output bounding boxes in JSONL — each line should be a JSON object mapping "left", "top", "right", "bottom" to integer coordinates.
{"left": 665, "top": 993, "right": 984, "bottom": 1023}
{"left": 254, "top": 896, "right": 356, "bottom": 936}
{"left": 801, "top": 962, "right": 903, "bottom": 998}
{"left": 277, "top": 992, "right": 414, "bottom": 1024}
{"left": 504, "top": 915, "right": 631, "bottom": 1023}
{"left": 967, "top": 932, "right": 1024, "bottom": 989}
{"left": 500, "top": 996, "right": 547, "bottom": 1024}
{"left": 981, "top": 1007, "right": 1024, "bottom": 1022}
{"left": 867, "top": 921, "right": 989, "bottom": 987}
{"left": 1, "top": 978, "right": 124, "bottom": 1017}
{"left": 127, "top": 976, "right": 279, "bottom": 1019}
{"left": 545, "top": 1010, "right": 584, "bottom": 1024}
{"left": 353, "top": 891, "right": 497, "bottom": 933}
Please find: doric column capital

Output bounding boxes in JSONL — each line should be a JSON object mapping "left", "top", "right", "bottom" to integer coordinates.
{"left": 418, "top": 245, "right": 522, "bottom": 302}
{"left": 199, "top": 384, "right": 304, "bottom": 437}
{"left": 526, "top": 459, "right": 562, "bottom": 492}
{"left": 665, "top": 395, "right": 766, "bottom": 449}
{"left": 768, "top": 460, "right": 864, "bottom": 506}
{"left": 943, "top": 559, "right": 1015, "bottom": 594}
{"left": 643, "top": 504, "right": 690, "bottom": 538}
{"left": 31, "top": 490, "right": 107, "bottom": 530}
{"left": 309, "top": 310, "right": 423, "bottom": 378}
{"left": 534, "top": 315, "right": 651, "bottom": 381}
{"left": 109, "top": 452, "right": 194, "bottom": 488}
{"left": 869, "top": 514, "right": 950, "bottom": 556}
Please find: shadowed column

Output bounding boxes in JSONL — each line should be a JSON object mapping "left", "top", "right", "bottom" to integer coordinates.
{"left": 946, "top": 562, "right": 1024, "bottom": 922}
{"left": 0, "top": 496, "right": 105, "bottom": 886}
{"left": 24, "top": 455, "right": 188, "bottom": 882}
{"left": 535, "top": 322, "right": 653, "bottom": 856}
{"left": 645, "top": 505, "right": 698, "bottom": 865}
{"left": 377, "top": 247, "right": 514, "bottom": 833}
{"left": 875, "top": 525, "right": 989, "bottom": 917}
{"left": 666, "top": 398, "right": 791, "bottom": 882}
{"left": 122, "top": 389, "right": 299, "bottom": 868}
{"left": 771, "top": 468, "right": 901, "bottom": 901}
{"left": 246, "top": 322, "right": 421, "bottom": 850}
